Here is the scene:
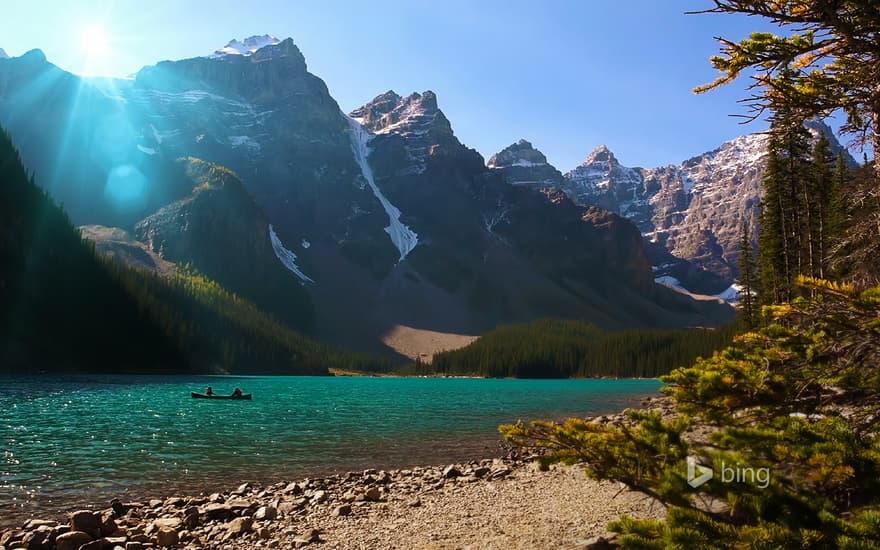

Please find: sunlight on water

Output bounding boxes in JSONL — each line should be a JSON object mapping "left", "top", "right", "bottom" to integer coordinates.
{"left": 0, "top": 375, "right": 660, "bottom": 523}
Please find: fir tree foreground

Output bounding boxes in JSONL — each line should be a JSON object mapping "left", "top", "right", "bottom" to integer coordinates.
{"left": 499, "top": 3, "right": 880, "bottom": 547}
{"left": 501, "top": 279, "right": 880, "bottom": 548}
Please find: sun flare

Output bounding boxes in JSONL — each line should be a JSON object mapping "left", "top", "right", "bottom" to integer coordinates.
{"left": 80, "top": 26, "right": 108, "bottom": 55}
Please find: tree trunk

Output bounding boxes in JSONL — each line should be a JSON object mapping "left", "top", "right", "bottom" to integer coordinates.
{"left": 874, "top": 107, "right": 880, "bottom": 182}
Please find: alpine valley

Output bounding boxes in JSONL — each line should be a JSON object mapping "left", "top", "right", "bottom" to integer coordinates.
{"left": 1, "top": 34, "right": 826, "bottom": 364}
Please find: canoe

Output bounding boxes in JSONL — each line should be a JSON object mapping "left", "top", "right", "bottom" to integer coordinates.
{"left": 191, "top": 392, "right": 252, "bottom": 400}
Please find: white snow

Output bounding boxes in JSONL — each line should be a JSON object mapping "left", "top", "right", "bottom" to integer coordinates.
{"left": 346, "top": 114, "right": 419, "bottom": 262}
{"left": 654, "top": 275, "right": 685, "bottom": 290}
{"left": 269, "top": 224, "right": 314, "bottom": 284}
{"left": 511, "top": 159, "right": 546, "bottom": 168}
{"left": 713, "top": 283, "right": 743, "bottom": 302}
{"left": 137, "top": 144, "right": 157, "bottom": 155}
{"left": 301, "top": 239, "right": 310, "bottom": 249}
{"left": 210, "top": 35, "right": 280, "bottom": 58}
{"left": 657, "top": 276, "right": 743, "bottom": 304}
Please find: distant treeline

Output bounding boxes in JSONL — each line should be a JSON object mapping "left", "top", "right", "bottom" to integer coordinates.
{"left": 0, "top": 126, "right": 388, "bottom": 375}
{"left": 399, "top": 319, "right": 739, "bottom": 378}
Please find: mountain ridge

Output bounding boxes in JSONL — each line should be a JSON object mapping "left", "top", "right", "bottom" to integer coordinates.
{"left": 489, "top": 121, "right": 855, "bottom": 293}
{"left": 0, "top": 38, "right": 735, "bottom": 359}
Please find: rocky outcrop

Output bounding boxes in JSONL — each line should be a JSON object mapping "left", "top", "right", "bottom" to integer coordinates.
{"left": 79, "top": 225, "right": 177, "bottom": 276}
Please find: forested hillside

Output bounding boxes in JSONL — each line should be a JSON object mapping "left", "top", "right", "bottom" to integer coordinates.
{"left": 0, "top": 127, "right": 385, "bottom": 374}
{"left": 404, "top": 320, "right": 738, "bottom": 378}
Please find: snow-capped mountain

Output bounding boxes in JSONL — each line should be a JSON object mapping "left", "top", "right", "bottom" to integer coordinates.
{"left": 350, "top": 90, "right": 459, "bottom": 176}
{"left": 564, "top": 121, "right": 852, "bottom": 291}
{"left": 487, "top": 122, "right": 853, "bottom": 294}
{"left": 0, "top": 48, "right": 8, "bottom": 60}
{"left": 0, "top": 37, "right": 734, "bottom": 355}
{"left": 210, "top": 35, "right": 280, "bottom": 58}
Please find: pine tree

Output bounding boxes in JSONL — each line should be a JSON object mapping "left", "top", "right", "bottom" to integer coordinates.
{"left": 758, "top": 121, "right": 814, "bottom": 303}
{"left": 694, "top": 1, "right": 880, "bottom": 179}
{"left": 737, "top": 221, "right": 757, "bottom": 327}
{"left": 828, "top": 151, "right": 849, "bottom": 249}
{"left": 812, "top": 134, "right": 835, "bottom": 277}
{"left": 758, "top": 150, "right": 787, "bottom": 303}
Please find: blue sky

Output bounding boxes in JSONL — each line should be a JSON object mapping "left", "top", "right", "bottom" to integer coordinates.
{"left": 1, "top": 0, "right": 795, "bottom": 170}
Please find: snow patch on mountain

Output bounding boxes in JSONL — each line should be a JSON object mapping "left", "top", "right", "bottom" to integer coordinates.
{"left": 713, "top": 283, "right": 742, "bottom": 302}
{"left": 654, "top": 275, "right": 685, "bottom": 290}
{"left": 657, "top": 275, "right": 741, "bottom": 304}
{"left": 269, "top": 224, "right": 313, "bottom": 284}
{"left": 137, "top": 144, "right": 157, "bottom": 155}
{"left": 0, "top": 48, "right": 8, "bottom": 60}
{"left": 346, "top": 115, "right": 419, "bottom": 262}
{"left": 210, "top": 35, "right": 280, "bottom": 58}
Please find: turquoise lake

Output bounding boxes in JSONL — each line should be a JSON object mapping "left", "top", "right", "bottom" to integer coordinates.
{"left": 0, "top": 375, "right": 661, "bottom": 524}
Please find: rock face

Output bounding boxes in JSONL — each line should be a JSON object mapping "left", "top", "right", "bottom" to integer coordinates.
{"left": 490, "top": 121, "right": 853, "bottom": 292}
{"left": 133, "top": 158, "right": 315, "bottom": 330}
{"left": 136, "top": 38, "right": 309, "bottom": 101}
{"left": 350, "top": 90, "right": 461, "bottom": 176}
{"left": 0, "top": 39, "right": 734, "bottom": 357}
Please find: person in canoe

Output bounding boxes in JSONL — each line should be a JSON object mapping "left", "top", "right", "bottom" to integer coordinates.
{"left": 231, "top": 387, "right": 243, "bottom": 397}
{"left": 205, "top": 386, "right": 214, "bottom": 396}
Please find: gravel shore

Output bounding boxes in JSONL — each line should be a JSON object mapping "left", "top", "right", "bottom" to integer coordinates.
{"left": 1, "top": 399, "right": 670, "bottom": 550}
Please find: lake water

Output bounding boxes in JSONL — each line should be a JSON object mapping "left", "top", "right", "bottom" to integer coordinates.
{"left": 0, "top": 375, "right": 661, "bottom": 524}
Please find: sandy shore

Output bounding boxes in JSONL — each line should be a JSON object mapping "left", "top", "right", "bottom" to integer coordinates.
{"left": 0, "top": 401, "right": 671, "bottom": 550}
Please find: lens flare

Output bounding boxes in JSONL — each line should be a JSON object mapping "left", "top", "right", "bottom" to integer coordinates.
{"left": 105, "top": 164, "right": 147, "bottom": 208}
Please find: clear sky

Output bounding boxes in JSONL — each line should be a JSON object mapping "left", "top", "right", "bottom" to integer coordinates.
{"left": 1, "top": 0, "right": 798, "bottom": 171}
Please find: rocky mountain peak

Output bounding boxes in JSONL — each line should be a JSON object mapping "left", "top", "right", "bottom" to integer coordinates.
{"left": 248, "top": 38, "right": 306, "bottom": 66}
{"left": 584, "top": 144, "right": 617, "bottom": 166}
{"left": 134, "top": 37, "right": 310, "bottom": 101}
{"left": 351, "top": 90, "right": 452, "bottom": 138}
{"left": 211, "top": 35, "right": 281, "bottom": 58}
{"left": 349, "top": 90, "right": 402, "bottom": 126}
{"left": 487, "top": 139, "right": 548, "bottom": 169}
{"left": 487, "top": 139, "right": 565, "bottom": 190}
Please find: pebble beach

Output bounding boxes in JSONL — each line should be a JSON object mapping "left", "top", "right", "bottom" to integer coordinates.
{"left": 0, "top": 400, "right": 672, "bottom": 550}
